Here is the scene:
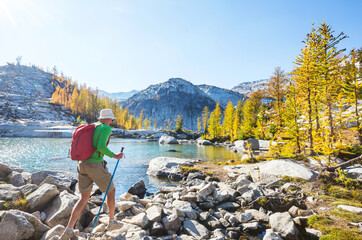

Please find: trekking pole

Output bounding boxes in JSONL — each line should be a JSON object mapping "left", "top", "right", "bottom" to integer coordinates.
{"left": 88, "top": 147, "right": 124, "bottom": 240}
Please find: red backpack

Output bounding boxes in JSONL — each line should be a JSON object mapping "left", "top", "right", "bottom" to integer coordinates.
{"left": 70, "top": 123, "right": 110, "bottom": 161}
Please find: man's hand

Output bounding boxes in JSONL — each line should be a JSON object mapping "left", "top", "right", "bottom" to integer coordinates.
{"left": 113, "top": 152, "right": 124, "bottom": 159}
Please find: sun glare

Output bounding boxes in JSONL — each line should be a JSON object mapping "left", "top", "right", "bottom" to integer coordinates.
{"left": 0, "top": 0, "right": 18, "bottom": 28}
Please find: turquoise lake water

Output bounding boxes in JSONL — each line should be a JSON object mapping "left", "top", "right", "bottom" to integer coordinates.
{"left": 0, "top": 138, "right": 241, "bottom": 196}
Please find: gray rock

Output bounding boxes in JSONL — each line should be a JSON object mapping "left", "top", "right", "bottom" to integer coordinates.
{"left": 183, "top": 219, "right": 209, "bottom": 239}
{"left": 9, "top": 173, "right": 25, "bottom": 187}
{"left": 263, "top": 229, "right": 283, "bottom": 240}
{"left": 162, "top": 214, "right": 182, "bottom": 232}
{"left": 172, "top": 200, "right": 197, "bottom": 219}
{"left": 238, "top": 212, "right": 253, "bottom": 223}
{"left": 20, "top": 184, "right": 38, "bottom": 195}
{"left": 245, "top": 209, "right": 269, "bottom": 222}
{"left": 205, "top": 215, "right": 222, "bottom": 230}
{"left": 40, "top": 224, "right": 65, "bottom": 240}
{"left": 151, "top": 221, "right": 165, "bottom": 236}
{"left": 147, "top": 157, "right": 196, "bottom": 180}
{"left": 342, "top": 165, "right": 362, "bottom": 180}
{"left": 146, "top": 205, "right": 163, "bottom": 222}
{"left": 245, "top": 138, "right": 260, "bottom": 150}
{"left": 198, "top": 183, "right": 216, "bottom": 198}
{"left": 337, "top": 205, "right": 362, "bottom": 213}
{"left": 26, "top": 183, "right": 59, "bottom": 212}
{"left": 0, "top": 210, "right": 35, "bottom": 240}
{"left": 10, "top": 210, "right": 50, "bottom": 239}
{"left": 199, "top": 212, "right": 210, "bottom": 221}
{"left": 44, "top": 190, "right": 89, "bottom": 227}
{"left": 180, "top": 192, "right": 197, "bottom": 202}
{"left": 197, "top": 139, "right": 213, "bottom": 146}
{"left": 241, "top": 221, "right": 259, "bottom": 231}
{"left": 159, "top": 135, "right": 179, "bottom": 144}
{"left": 199, "top": 201, "right": 214, "bottom": 210}
{"left": 127, "top": 180, "right": 147, "bottom": 199}
{"left": 0, "top": 162, "right": 13, "bottom": 178}
{"left": 241, "top": 188, "right": 265, "bottom": 203}
{"left": 0, "top": 184, "right": 23, "bottom": 201}
{"left": 31, "top": 171, "right": 77, "bottom": 192}
{"left": 259, "top": 159, "right": 317, "bottom": 184}
{"left": 117, "top": 201, "right": 137, "bottom": 211}
{"left": 129, "top": 212, "right": 149, "bottom": 228}
{"left": 216, "top": 202, "right": 240, "bottom": 211}
{"left": 187, "top": 172, "right": 206, "bottom": 181}
{"left": 269, "top": 212, "right": 299, "bottom": 240}
{"left": 21, "top": 172, "right": 32, "bottom": 184}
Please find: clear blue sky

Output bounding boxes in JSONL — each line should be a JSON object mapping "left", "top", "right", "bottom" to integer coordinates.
{"left": 0, "top": 0, "right": 361, "bottom": 92}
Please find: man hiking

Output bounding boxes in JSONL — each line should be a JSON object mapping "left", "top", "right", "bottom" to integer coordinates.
{"left": 60, "top": 109, "right": 124, "bottom": 240}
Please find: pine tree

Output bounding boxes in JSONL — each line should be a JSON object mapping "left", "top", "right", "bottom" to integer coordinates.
{"left": 292, "top": 25, "right": 319, "bottom": 155}
{"left": 266, "top": 67, "right": 288, "bottom": 128}
{"left": 201, "top": 106, "right": 209, "bottom": 134}
{"left": 315, "top": 22, "right": 347, "bottom": 152}
{"left": 197, "top": 117, "right": 201, "bottom": 132}
{"left": 207, "top": 102, "right": 222, "bottom": 140}
{"left": 175, "top": 115, "right": 184, "bottom": 133}
{"left": 232, "top": 99, "right": 243, "bottom": 140}
{"left": 342, "top": 48, "right": 362, "bottom": 144}
{"left": 222, "top": 100, "right": 234, "bottom": 139}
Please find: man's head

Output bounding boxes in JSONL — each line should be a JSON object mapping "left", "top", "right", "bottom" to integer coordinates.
{"left": 98, "top": 109, "right": 115, "bottom": 125}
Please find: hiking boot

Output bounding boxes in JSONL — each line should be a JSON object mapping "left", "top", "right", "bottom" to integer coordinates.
{"left": 107, "top": 219, "right": 123, "bottom": 231}
{"left": 59, "top": 227, "right": 75, "bottom": 240}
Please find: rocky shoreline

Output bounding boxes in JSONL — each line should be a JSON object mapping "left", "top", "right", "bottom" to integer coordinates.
{"left": 1, "top": 156, "right": 361, "bottom": 240}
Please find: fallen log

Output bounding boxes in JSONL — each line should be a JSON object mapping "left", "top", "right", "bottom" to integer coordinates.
{"left": 326, "top": 154, "right": 362, "bottom": 172}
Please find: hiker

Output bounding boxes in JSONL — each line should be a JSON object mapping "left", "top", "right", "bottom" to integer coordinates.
{"left": 60, "top": 109, "right": 124, "bottom": 240}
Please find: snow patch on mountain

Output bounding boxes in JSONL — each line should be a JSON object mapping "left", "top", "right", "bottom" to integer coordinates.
{"left": 197, "top": 84, "right": 245, "bottom": 108}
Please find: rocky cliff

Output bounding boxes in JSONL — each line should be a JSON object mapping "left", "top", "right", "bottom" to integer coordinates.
{"left": 232, "top": 79, "right": 269, "bottom": 95}
{"left": 122, "top": 78, "right": 216, "bottom": 131}
{"left": 0, "top": 64, "right": 74, "bottom": 124}
{"left": 197, "top": 84, "right": 245, "bottom": 108}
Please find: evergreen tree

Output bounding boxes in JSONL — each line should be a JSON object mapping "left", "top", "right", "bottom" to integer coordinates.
{"left": 342, "top": 48, "right": 362, "bottom": 144}
{"left": 266, "top": 67, "right": 288, "bottom": 128}
{"left": 207, "top": 102, "right": 222, "bottom": 140}
{"left": 222, "top": 100, "right": 234, "bottom": 139}
{"left": 292, "top": 25, "right": 319, "bottom": 155}
{"left": 175, "top": 115, "right": 184, "bottom": 133}
{"left": 201, "top": 106, "right": 209, "bottom": 134}
{"left": 232, "top": 99, "right": 243, "bottom": 140}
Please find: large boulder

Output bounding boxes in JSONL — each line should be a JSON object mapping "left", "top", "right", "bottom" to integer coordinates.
{"left": 147, "top": 157, "right": 196, "bottom": 181}
{"left": 159, "top": 135, "right": 178, "bottom": 144}
{"left": 146, "top": 205, "right": 163, "bottom": 222}
{"left": 162, "top": 214, "right": 182, "bottom": 232}
{"left": 0, "top": 210, "right": 35, "bottom": 240}
{"left": 44, "top": 190, "right": 89, "bottom": 227}
{"left": 11, "top": 210, "right": 50, "bottom": 239}
{"left": 269, "top": 212, "right": 299, "bottom": 240}
{"left": 234, "top": 138, "right": 259, "bottom": 150}
{"left": 127, "top": 180, "right": 146, "bottom": 199}
{"left": 259, "top": 159, "right": 317, "bottom": 184}
{"left": 0, "top": 184, "right": 23, "bottom": 201}
{"left": 342, "top": 165, "right": 362, "bottom": 181}
{"left": 26, "top": 183, "right": 59, "bottom": 212}
{"left": 31, "top": 171, "right": 77, "bottom": 192}
{"left": 183, "top": 219, "right": 210, "bottom": 239}
{"left": 197, "top": 139, "right": 213, "bottom": 146}
{"left": 0, "top": 162, "right": 12, "bottom": 178}
{"left": 9, "top": 173, "right": 25, "bottom": 187}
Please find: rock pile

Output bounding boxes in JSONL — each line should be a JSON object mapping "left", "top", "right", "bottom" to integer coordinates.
{"left": 0, "top": 160, "right": 323, "bottom": 240}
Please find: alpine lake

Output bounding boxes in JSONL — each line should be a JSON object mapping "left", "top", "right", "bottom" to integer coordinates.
{"left": 0, "top": 138, "right": 242, "bottom": 196}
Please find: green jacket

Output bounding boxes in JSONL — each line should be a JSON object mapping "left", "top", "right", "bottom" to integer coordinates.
{"left": 85, "top": 122, "right": 115, "bottom": 162}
